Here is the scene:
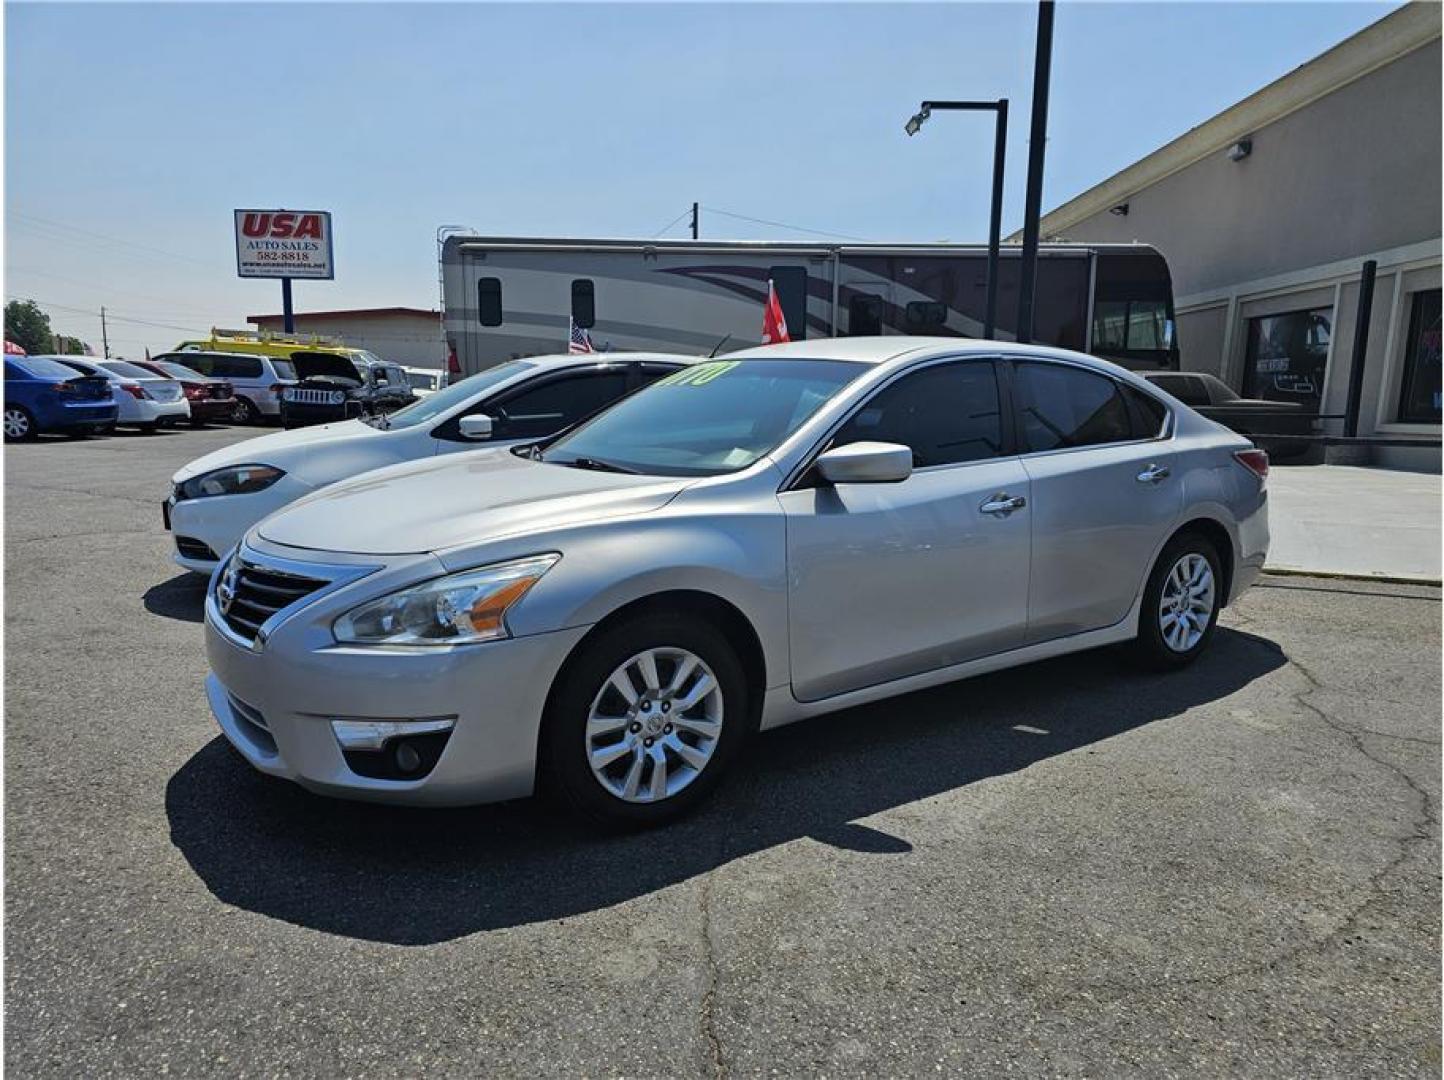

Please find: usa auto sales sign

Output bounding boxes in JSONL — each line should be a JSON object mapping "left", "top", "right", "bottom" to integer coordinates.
{"left": 234, "top": 209, "right": 334, "bottom": 279}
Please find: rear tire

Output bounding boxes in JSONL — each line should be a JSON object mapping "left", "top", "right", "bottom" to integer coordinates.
{"left": 1130, "top": 532, "right": 1223, "bottom": 670}
{"left": 230, "top": 397, "right": 258, "bottom": 425}
{"left": 540, "top": 612, "right": 750, "bottom": 829}
{"left": 4, "top": 406, "right": 36, "bottom": 442}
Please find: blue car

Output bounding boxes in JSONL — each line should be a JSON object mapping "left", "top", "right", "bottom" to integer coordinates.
{"left": 4, "top": 355, "right": 119, "bottom": 441}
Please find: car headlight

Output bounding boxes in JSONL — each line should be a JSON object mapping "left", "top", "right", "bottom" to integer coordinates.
{"left": 333, "top": 554, "right": 560, "bottom": 646}
{"left": 178, "top": 464, "right": 285, "bottom": 500}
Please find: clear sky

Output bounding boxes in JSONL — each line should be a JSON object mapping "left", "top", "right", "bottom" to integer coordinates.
{"left": 6, "top": 1, "right": 1397, "bottom": 358}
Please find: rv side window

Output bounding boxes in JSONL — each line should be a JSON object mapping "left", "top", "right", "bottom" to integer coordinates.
{"left": 767, "top": 266, "right": 808, "bottom": 341}
{"left": 478, "top": 278, "right": 503, "bottom": 327}
{"left": 571, "top": 279, "right": 595, "bottom": 329}
{"left": 905, "top": 300, "right": 947, "bottom": 330}
{"left": 849, "top": 294, "right": 884, "bottom": 336}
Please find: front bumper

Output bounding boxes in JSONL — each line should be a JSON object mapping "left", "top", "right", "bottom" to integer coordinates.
{"left": 202, "top": 544, "right": 590, "bottom": 806}
{"left": 168, "top": 476, "right": 314, "bottom": 572}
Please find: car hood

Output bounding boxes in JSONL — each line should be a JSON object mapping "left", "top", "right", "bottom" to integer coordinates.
{"left": 255, "top": 449, "right": 692, "bottom": 556}
{"left": 292, "top": 352, "right": 363, "bottom": 383}
{"left": 171, "top": 419, "right": 379, "bottom": 482}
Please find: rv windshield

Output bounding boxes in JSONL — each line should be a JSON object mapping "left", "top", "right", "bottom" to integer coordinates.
{"left": 371, "top": 360, "right": 533, "bottom": 430}
{"left": 540, "top": 359, "right": 865, "bottom": 476}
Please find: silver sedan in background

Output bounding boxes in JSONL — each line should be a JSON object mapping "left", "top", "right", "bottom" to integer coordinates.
{"left": 203, "top": 338, "right": 1269, "bottom": 827}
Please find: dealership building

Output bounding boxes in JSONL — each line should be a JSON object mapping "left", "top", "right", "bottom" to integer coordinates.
{"left": 247, "top": 307, "right": 445, "bottom": 369}
{"left": 1025, "top": 2, "right": 1440, "bottom": 471}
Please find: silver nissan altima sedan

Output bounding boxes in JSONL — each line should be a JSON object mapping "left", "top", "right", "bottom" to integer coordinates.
{"left": 203, "top": 338, "right": 1269, "bottom": 826}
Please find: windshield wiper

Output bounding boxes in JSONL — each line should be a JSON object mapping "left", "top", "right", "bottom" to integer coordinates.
{"left": 554, "top": 455, "right": 638, "bottom": 474}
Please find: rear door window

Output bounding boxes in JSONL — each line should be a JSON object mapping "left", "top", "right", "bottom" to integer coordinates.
{"left": 833, "top": 361, "right": 1005, "bottom": 467}
{"left": 1013, "top": 361, "right": 1133, "bottom": 452}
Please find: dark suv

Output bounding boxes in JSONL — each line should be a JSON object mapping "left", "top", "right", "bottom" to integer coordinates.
{"left": 279, "top": 352, "right": 415, "bottom": 429}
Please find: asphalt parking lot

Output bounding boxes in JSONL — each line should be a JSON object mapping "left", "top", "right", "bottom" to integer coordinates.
{"left": 5, "top": 426, "right": 1440, "bottom": 1077}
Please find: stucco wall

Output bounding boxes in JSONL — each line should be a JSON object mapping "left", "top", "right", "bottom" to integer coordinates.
{"left": 1053, "top": 41, "right": 1441, "bottom": 299}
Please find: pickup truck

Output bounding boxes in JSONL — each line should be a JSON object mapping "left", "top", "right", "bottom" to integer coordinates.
{"left": 1143, "top": 372, "right": 1315, "bottom": 459}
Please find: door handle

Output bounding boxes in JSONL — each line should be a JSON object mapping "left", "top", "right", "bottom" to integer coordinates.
{"left": 980, "top": 493, "right": 1026, "bottom": 516}
{"left": 1136, "top": 464, "right": 1171, "bottom": 484}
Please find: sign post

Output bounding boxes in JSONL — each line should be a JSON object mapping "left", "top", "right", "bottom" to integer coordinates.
{"left": 233, "top": 210, "right": 334, "bottom": 334}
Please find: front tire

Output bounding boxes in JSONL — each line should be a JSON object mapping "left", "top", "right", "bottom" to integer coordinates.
{"left": 1130, "top": 533, "right": 1223, "bottom": 670}
{"left": 540, "top": 612, "right": 750, "bottom": 828}
{"left": 4, "top": 405, "right": 35, "bottom": 442}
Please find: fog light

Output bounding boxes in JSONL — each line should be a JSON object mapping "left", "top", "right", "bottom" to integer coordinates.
{"left": 330, "top": 717, "right": 455, "bottom": 751}
{"left": 394, "top": 741, "right": 422, "bottom": 774}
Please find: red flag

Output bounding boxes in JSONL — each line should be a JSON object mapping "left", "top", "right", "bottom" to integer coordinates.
{"left": 761, "top": 279, "right": 790, "bottom": 344}
{"left": 3, "top": 340, "right": 25, "bottom": 356}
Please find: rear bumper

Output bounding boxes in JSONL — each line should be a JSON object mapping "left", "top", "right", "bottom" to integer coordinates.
{"left": 188, "top": 397, "right": 237, "bottom": 421}
{"left": 124, "top": 399, "right": 190, "bottom": 425}
{"left": 35, "top": 400, "right": 118, "bottom": 431}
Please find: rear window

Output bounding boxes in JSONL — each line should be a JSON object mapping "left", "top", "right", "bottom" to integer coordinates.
{"left": 156, "top": 362, "right": 206, "bottom": 380}
{"left": 12, "top": 357, "right": 83, "bottom": 380}
{"left": 100, "top": 360, "right": 157, "bottom": 380}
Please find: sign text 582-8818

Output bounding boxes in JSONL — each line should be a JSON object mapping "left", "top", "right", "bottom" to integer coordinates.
{"left": 234, "top": 209, "right": 334, "bottom": 279}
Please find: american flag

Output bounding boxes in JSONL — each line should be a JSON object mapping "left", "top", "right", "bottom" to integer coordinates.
{"left": 569, "top": 318, "right": 596, "bottom": 354}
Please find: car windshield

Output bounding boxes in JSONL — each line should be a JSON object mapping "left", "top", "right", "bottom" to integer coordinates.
{"left": 156, "top": 362, "right": 205, "bottom": 380}
{"left": 368, "top": 359, "right": 533, "bottom": 430}
{"left": 540, "top": 358, "right": 866, "bottom": 476}
{"left": 100, "top": 360, "right": 158, "bottom": 380}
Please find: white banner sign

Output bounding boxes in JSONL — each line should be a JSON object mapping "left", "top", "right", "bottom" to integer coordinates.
{"left": 234, "top": 209, "right": 334, "bottom": 279}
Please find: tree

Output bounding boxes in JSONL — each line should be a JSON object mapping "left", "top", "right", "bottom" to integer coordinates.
{"left": 3, "top": 300, "right": 91, "bottom": 355}
{"left": 4, "top": 299, "right": 51, "bottom": 356}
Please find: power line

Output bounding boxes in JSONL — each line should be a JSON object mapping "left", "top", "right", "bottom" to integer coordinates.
{"left": 5, "top": 296, "right": 207, "bottom": 335}
{"left": 5, "top": 266, "right": 225, "bottom": 316}
{"left": 702, "top": 206, "right": 870, "bottom": 242}
{"left": 651, "top": 208, "right": 693, "bottom": 238}
{"left": 9, "top": 212, "right": 215, "bottom": 267}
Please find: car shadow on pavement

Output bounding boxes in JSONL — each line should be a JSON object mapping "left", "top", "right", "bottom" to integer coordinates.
{"left": 143, "top": 572, "right": 209, "bottom": 623}
{"left": 166, "top": 627, "right": 1286, "bottom": 946}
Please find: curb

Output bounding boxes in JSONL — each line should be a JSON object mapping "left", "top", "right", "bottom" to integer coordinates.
{"left": 1262, "top": 566, "right": 1442, "bottom": 588}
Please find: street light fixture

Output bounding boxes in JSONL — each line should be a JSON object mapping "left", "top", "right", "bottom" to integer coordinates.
{"left": 904, "top": 98, "right": 1009, "bottom": 340}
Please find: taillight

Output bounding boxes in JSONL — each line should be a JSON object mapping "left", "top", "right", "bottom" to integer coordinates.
{"left": 269, "top": 383, "right": 284, "bottom": 396}
{"left": 55, "top": 380, "right": 76, "bottom": 395}
{"left": 447, "top": 344, "right": 461, "bottom": 376}
{"left": 184, "top": 384, "right": 205, "bottom": 399}
{"left": 1234, "top": 448, "right": 1269, "bottom": 484}
{"left": 121, "top": 382, "right": 149, "bottom": 400}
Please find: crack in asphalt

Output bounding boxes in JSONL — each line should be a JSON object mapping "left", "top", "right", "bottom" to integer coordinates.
{"left": 696, "top": 870, "right": 725, "bottom": 1079}
{"left": 1175, "top": 651, "right": 1439, "bottom": 990}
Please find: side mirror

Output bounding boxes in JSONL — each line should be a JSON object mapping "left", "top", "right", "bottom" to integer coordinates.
{"left": 814, "top": 441, "right": 912, "bottom": 484}
{"left": 458, "top": 414, "right": 494, "bottom": 440}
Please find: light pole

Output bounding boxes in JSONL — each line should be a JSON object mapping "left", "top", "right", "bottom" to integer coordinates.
{"left": 905, "top": 98, "right": 1008, "bottom": 340}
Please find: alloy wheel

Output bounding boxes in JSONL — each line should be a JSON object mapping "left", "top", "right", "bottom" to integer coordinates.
{"left": 4, "top": 408, "right": 30, "bottom": 440}
{"left": 584, "top": 646, "right": 724, "bottom": 803}
{"left": 1158, "top": 553, "right": 1215, "bottom": 652}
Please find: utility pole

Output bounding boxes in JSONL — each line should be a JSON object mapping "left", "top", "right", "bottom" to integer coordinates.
{"left": 1016, "top": 0, "right": 1055, "bottom": 345}
{"left": 100, "top": 306, "right": 110, "bottom": 358}
{"left": 691, "top": 202, "right": 700, "bottom": 240}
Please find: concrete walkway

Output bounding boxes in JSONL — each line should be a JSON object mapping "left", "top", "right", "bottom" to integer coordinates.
{"left": 1265, "top": 464, "right": 1441, "bottom": 582}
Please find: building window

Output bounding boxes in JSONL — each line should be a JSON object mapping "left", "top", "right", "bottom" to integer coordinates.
{"left": 571, "top": 279, "right": 595, "bottom": 329}
{"left": 478, "top": 278, "right": 503, "bottom": 327}
{"left": 1397, "top": 289, "right": 1441, "bottom": 424}
{"left": 768, "top": 266, "right": 808, "bottom": 340}
{"left": 1242, "top": 307, "right": 1331, "bottom": 412}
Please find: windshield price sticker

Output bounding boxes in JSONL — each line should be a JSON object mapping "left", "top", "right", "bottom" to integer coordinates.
{"left": 660, "top": 360, "right": 740, "bottom": 387}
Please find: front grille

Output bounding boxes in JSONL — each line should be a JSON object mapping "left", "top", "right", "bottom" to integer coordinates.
{"left": 283, "top": 387, "right": 344, "bottom": 405}
{"left": 220, "top": 558, "right": 330, "bottom": 643}
{"left": 175, "top": 536, "right": 218, "bottom": 561}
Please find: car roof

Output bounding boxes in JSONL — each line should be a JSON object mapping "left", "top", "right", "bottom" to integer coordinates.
{"left": 519, "top": 351, "right": 701, "bottom": 372}
{"left": 723, "top": 337, "right": 1111, "bottom": 366}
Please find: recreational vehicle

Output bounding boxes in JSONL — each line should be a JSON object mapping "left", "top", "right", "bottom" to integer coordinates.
{"left": 440, "top": 236, "right": 1180, "bottom": 376}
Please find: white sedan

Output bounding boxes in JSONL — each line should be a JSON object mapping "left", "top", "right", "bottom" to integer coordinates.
{"left": 165, "top": 352, "right": 691, "bottom": 571}
{"left": 60, "top": 357, "right": 190, "bottom": 431}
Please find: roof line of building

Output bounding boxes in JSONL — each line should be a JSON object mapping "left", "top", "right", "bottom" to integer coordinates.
{"left": 248, "top": 307, "right": 438, "bottom": 322}
{"left": 1014, "top": 2, "right": 1441, "bottom": 241}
